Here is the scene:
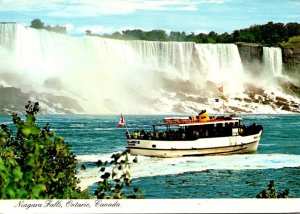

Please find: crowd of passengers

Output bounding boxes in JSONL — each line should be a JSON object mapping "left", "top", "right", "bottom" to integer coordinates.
{"left": 126, "top": 123, "right": 263, "bottom": 140}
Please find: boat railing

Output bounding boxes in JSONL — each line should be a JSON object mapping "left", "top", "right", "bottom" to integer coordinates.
{"left": 127, "top": 123, "right": 263, "bottom": 141}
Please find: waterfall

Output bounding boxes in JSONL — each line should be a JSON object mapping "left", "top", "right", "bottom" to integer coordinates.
{"left": 194, "top": 44, "right": 244, "bottom": 82}
{"left": 263, "top": 47, "right": 283, "bottom": 76}
{"left": 0, "top": 23, "right": 286, "bottom": 114}
{"left": 129, "top": 41, "right": 196, "bottom": 80}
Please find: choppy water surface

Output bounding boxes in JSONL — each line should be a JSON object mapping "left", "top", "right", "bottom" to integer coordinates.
{"left": 1, "top": 114, "right": 299, "bottom": 198}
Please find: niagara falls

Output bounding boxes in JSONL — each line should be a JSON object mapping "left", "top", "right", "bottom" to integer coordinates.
{"left": 1, "top": 23, "right": 299, "bottom": 114}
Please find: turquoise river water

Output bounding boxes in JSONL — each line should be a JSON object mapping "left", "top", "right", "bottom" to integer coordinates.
{"left": 0, "top": 114, "right": 299, "bottom": 198}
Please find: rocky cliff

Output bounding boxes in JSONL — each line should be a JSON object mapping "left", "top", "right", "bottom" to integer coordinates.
{"left": 282, "top": 47, "right": 300, "bottom": 73}
{"left": 236, "top": 42, "right": 300, "bottom": 98}
{"left": 280, "top": 36, "right": 300, "bottom": 86}
{"left": 281, "top": 36, "right": 300, "bottom": 65}
{"left": 237, "top": 41, "right": 299, "bottom": 82}
{"left": 282, "top": 47, "right": 300, "bottom": 85}
{"left": 0, "top": 86, "right": 84, "bottom": 114}
{"left": 236, "top": 40, "right": 300, "bottom": 74}
{"left": 236, "top": 42, "right": 263, "bottom": 75}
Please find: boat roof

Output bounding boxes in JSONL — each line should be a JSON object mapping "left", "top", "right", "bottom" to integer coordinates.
{"left": 154, "top": 118, "right": 241, "bottom": 127}
{"left": 178, "top": 119, "right": 240, "bottom": 127}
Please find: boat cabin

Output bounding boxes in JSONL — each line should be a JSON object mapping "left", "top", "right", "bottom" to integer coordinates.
{"left": 129, "top": 111, "right": 248, "bottom": 141}
{"left": 152, "top": 117, "right": 242, "bottom": 141}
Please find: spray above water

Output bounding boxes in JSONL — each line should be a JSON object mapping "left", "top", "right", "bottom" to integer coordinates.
{"left": 0, "top": 23, "right": 297, "bottom": 114}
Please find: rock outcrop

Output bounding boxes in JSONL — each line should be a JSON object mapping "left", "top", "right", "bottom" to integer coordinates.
{"left": 0, "top": 86, "right": 84, "bottom": 114}
{"left": 236, "top": 42, "right": 263, "bottom": 75}
{"left": 280, "top": 36, "right": 300, "bottom": 84}
{"left": 282, "top": 47, "right": 300, "bottom": 70}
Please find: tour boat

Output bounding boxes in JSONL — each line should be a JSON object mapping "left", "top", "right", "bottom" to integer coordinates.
{"left": 125, "top": 110, "right": 263, "bottom": 158}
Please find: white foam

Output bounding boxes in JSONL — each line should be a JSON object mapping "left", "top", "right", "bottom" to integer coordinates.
{"left": 76, "top": 153, "right": 300, "bottom": 190}
{"left": 130, "top": 154, "right": 300, "bottom": 177}
{"left": 76, "top": 151, "right": 124, "bottom": 163}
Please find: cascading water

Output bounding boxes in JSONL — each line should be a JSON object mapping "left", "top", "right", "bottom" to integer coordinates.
{"left": 0, "top": 23, "right": 296, "bottom": 114}
{"left": 263, "top": 47, "right": 283, "bottom": 76}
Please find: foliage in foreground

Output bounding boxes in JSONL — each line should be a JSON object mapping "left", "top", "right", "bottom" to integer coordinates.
{"left": 94, "top": 151, "right": 142, "bottom": 199}
{"left": 0, "top": 101, "right": 87, "bottom": 199}
{"left": 0, "top": 101, "right": 142, "bottom": 199}
{"left": 256, "top": 180, "right": 289, "bottom": 199}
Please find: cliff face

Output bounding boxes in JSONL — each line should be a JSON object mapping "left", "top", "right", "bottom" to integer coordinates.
{"left": 282, "top": 47, "right": 300, "bottom": 87}
{"left": 237, "top": 41, "right": 299, "bottom": 78}
{"left": 282, "top": 47, "right": 300, "bottom": 69}
{"left": 236, "top": 42, "right": 263, "bottom": 61}
{"left": 236, "top": 42, "right": 263, "bottom": 75}
{"left": 236, "top": 42, "right": 300, "bottom": 97}
{"left": 0, "top": 87, "right": 29, "bottom": 114}
{"left": 280, "top": 36, "right": 300, "bottom": 79}
{"left": 0, "top": 86, "right": 84, "bottom": 114}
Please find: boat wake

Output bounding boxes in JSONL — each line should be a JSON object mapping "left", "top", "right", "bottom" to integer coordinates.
{"left": 76, "top": 152, "right": 300, "bottom": 190}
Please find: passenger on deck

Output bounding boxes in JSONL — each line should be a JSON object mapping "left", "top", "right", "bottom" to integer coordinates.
{"left": 193, "top": 130, "right": 200, "bottom": 139}
{"left": 133, "top": 130, "right": 139, "bottom": 139}
{"left": 140, "top": 130, "right": 145, "bottom": 139}
{"left": 126, "top": 131, "right": 131, "bottom": 139}
{"left": 154, "top": 131, "right": 159, "bottom": 140}
{"left": 146, "top": 131, "right": 152, "bottom": 140}
{"left": 162, "top": 131, "right": 167, "bottom": 139}
{"left": 181, "top": 132, "right": 186, "bottom": 140}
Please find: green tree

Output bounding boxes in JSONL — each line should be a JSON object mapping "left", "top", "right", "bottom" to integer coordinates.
{"left": 260, "top": 22, "right": 286, "bottom": 45}
{"left": 0, "top": 101, "right": 87, "bottom": 199}
{"left": 248, "top": 25, "right": 263, "bottom": 43}
{"left": 285, "top": 22, "right": 300, "bottom": 39}
{"left": 110, "top": 32, "right": 123, "bottom": 40}
{"left": 94, "top": 151, "right": 142, "bottom": 199}
{"left": 168, "top": 31, "right": 186, "bottom": 42}
{"left": 0, "top": 101, "right": 141, "bottom": 199}
{"left": 256, "top": 180, "right": 289, "bottom": 198}
{"left": 217, "top": 32, "right": 231, "bottom": 43}
{"left": 196, "top": 33, "right": 208, "bottom": 43}
{"left": 30, "top": 19, "right": 67, "bottom": 34}
{"left": 238, "top": 31, "right": 256, "bottom": 43}
{"left": 122, "top": 29, "right": 145, "bottom": 40}
{"left": 145, "top": 30, "right": 168, "bottom": 41}
{"left": 97, "top": 21, "right": 300, "bottom": 46}
{"left": 207, "top": 31, "right": 218, "bottom": 43}
{"left": 30, "top": 19, "right": 45, "bottom": 29}
{"left": 184, "top": 32, "right": 196, "bottom": 42}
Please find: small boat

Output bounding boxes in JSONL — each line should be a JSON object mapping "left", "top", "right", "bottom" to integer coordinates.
{"left": 126, "top": 110, "right": 263, "bottom": 158}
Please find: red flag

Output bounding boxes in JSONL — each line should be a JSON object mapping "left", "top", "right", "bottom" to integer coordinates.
{"left": 218, "top": 85, "right": 223, "bottom": 93}
{"left": 118, "top": 114, "right": 125, "bottom": 128}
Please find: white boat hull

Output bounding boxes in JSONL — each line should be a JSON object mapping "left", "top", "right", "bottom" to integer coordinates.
{"left": 126, "top": 130, "right": 262, "bottom": 158}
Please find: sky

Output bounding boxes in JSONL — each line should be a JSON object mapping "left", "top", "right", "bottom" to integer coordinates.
{"left": 0, "top": 0, "right": 300, "bottom": 36}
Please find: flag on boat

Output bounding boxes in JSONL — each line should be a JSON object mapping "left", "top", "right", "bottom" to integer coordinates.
{"left": 218, "top": 85, "right": 223, "bottom": 93}
{"left": 118, "top": 114, "right": 125, "bottom": 128}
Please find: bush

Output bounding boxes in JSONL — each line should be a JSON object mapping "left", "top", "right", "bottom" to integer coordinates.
{"left": 94, "top": 151, "right": 142, "bottom": 199}
{"left": 0, "top": 101, "right": 87, "bottom": 199}
{"left": 0, "top": 101, "right": 141, "bottom": 199}
{"left": 256, "top": 180, "right": 289, "bottom": 198}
